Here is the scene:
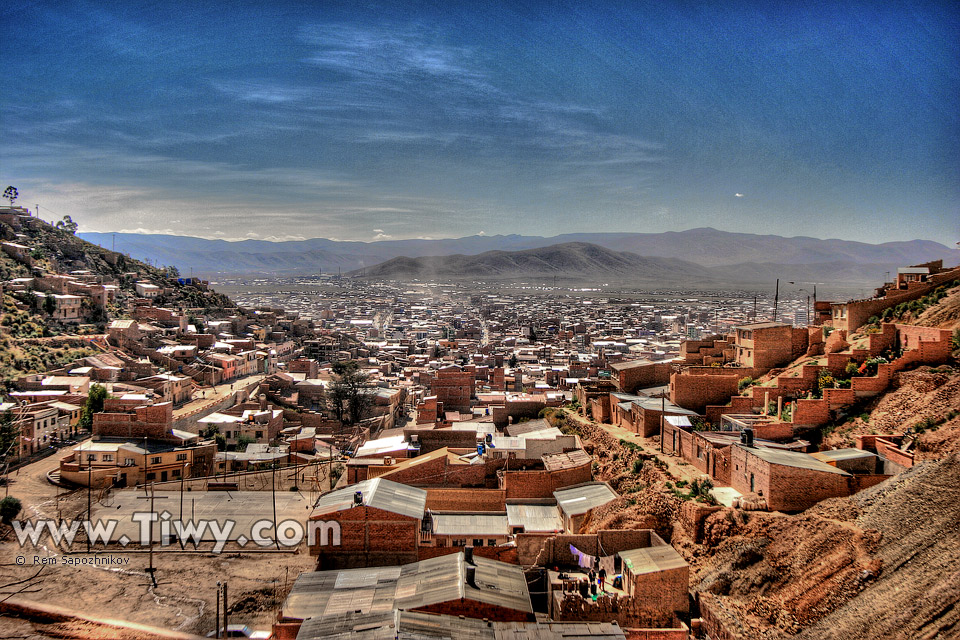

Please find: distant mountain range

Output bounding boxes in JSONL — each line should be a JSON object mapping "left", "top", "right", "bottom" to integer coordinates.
{"left": 350, "top": 243, "right": 717, "bottom": 283}
{"left": 349, "top": 242, "right": 942, "bottom": 287}
{"left": 79, "top": 228, "right": 959, "bottom": 284}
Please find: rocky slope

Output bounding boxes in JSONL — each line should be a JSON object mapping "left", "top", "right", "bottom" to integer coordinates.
{"left": 689, "top": 455, "right": 960, "bottom": 639}
{"left": 796, "top": 454, "right": 960, "bottom": 640}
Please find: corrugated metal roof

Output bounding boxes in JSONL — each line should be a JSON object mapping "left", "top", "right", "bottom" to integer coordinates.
{"left": 295, "top": 611, "right": 627, "bottom": 640}
{"left": 735, "top": 321, "right": 790, "bottom": 330}
{"left": 738, "top": 445, "right": 851, "bottom": 475}
{"left": 542, "top": 449, "right": 591, "bottom": 471}
{"left": 813, "top": 448, "right": 875, "bottom": 461}
{"left": 432, "top": 514, "right": 508, "bottom": 536}
{"left": 312, "top": 478, "right": 427, "bottom": 520}
{"left": 283, "top": 552, "right": 532, "bottom": 624}
{"left": 630, "top": 397, "right": 699, "bottom": 416}
{"left": 553, "top": 482, "right": 618, "bottom": 517}
{"left": 618, "top": 545, "right": 688, "bottom": 577}
{"left": 505, "top": 504, "right": 563, "bottom": 533}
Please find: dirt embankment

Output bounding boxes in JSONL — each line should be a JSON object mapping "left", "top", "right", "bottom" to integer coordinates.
{"left": 824, "top": 365, "right": 960, "bottom": 460}
{"left": 554, "top": 414, "right": 693, "bottom": 542}
{"left": 691, "top": 454, "right": 960, "bottom": 639}
{"left": 911, "top": 282, "right": 960, "bottom": 331}
{"left": 796, "top": 453, "right": 960, "bottom": 640}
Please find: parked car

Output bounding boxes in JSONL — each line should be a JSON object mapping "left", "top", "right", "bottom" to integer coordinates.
{"left": 206, "top": 624, "right": 271, "bottom": 639}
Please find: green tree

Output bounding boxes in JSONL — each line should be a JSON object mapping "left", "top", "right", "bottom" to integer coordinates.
{"left": 3, "top": 186, "right": 17, "bottom": 206}
{"left": 78, "top": 383, "right": 109, "bottom": 431}
{"left": 55, "top": 215, "right": 78, "bottom": 234}
{"left": 236, "top": 434, "right": 254, "bottom": 452}
{"left": 327, "top": 360, "right": 373, "bottom": 432}
{"left": 0, "top": 496, "right": 21, "bottom": 524}
{"left": 508, "top": 353, "right": 519, "bottom": 368}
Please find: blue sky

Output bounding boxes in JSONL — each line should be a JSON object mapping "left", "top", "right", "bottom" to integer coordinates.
{"left": 1, "top": 1, "right": 957, "bottom": 244}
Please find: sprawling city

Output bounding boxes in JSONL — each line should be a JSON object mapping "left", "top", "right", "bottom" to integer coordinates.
{"left": 1, "top": 2, "right": 958, "bottom": 639}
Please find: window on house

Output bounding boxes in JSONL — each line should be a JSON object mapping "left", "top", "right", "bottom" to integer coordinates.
{"left": 86, "top": 453, "right": 96, "bottom": 461}
{"left": 256, "top": 431, "right": 263, "bottom": 439}
{"left": 146, "top": 473, "right": 156, "bottom": 481}
{"left": 172, "top": 469, "right": 181, "bottom": 477}
{"left": 487, "top": 539, "right": 496, "bottom": 547}
{"left": 176, "top": 453, "right": 187, "bottom": 461}
{"left": 102, "top": 454, "right": 113, "bottom": 462}
{"left": 125, "top": 458, "right": 136, "bottom": 466}
{"left": 472, "top": 539, "right": 483, "bottom": 547}
{"left": 152, "top": 456, "right": 162, "bottom": 464}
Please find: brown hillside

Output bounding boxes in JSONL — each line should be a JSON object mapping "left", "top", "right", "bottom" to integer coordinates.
{"left": 691, "top": 454, "right": 960, "bottom": 639}
{"left": 796, "top": 453, "right": 960, "bottom": 640}
{"left": 912, "top": 281, "right": 960, "bottom": 330}
{"left": 823, "top": 365, "right": 960, "bottom": 461}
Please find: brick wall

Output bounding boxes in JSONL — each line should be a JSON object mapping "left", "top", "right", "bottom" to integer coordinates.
{"left": 670, "top": 371, "right": 738, "bottom": 414}
{"left": 873, "top": 437, "right": 915, "bottom": 468}
{"left": 677, "top": 501, "right": 722, "bottom": 544}
{"left": 425, "top": 488, "right": 506, "bottom": 511}
{"left": 404, "top": 426, "right": 479, "bottom": 453}
{"left": 414, "top": 600, "right": 533, "bottom": 623}
{"left": 792, "top": 398, "right": 830, "bottom": 427}
{"left": 431, "top": 369, "right": 475, "bottom": 412}
{"left": 515, "top": 531, "right": 654, "bottom": 566}
{"left": 309, "top": 506, "right": 420, "bottom": 569}
{"left": 897, "top": 325, "right": 952, "bottom": 362}
{"left": 93, "top": 402, "right": 174, "bottom": 440}
{"left": 502, "top": 462, "right": 592, "bottom": 499}
{"left": 616, "top": 362, "right": 673, "bottom": 394}
{"left": 376, "top": 454, "right": 492, "bottom": 488}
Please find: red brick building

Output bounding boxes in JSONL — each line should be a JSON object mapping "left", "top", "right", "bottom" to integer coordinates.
{"left": 430, "top": 365, "right": 475, "bottom": 413}
{"left": 608, "top": 359, "right": 673, "bottom": 394}
{"left": 308, "top": 478, "right": 427, "bottom": 569}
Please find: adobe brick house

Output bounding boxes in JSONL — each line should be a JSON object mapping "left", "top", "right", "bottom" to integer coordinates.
{"left": 830, "top": 261, "right": 960, "bottom": 332}
{"left": 729, "top": 444, "right": 887, "bottom": 512}
{"left": 669, "top": 369, "right": 739, "bottom": 414}
{"left": 308, "top": 478, "right": 427, "bottom": 569}
{"left": 528, "top": 530, "right": 689, "bottom": 629}
{"left": 733, "top": 322, "right": 795, "bottom": 373}
{"left": 93, "top": 399, "right": 176, "bottom": 441}
{"left": 430, "top": 365, "right": 475, "bottom": 413}
{"left": 608, "top": 359, "right": 672, "bottom": 394}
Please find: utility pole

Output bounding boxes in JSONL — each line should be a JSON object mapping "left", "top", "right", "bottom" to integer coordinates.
{"left": 216, "top": 582, "right": 221, "bottom": 639}
{"left": 87, "top": 463, "right": 92, "bottom": 553}
{"left": 660, "top": 395, "right": 665, "bottom": 453}
{"left": 772, "top": 279, "right": 779, "bottom": 322}
{"left": 272, "top": 463, "right": 280, "bottom": 550}
{"left": 136, "top": 483, "right": 167, "bottom": 588}
{"left": 222, "top": 581, "right": 228, "bottom": 637}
